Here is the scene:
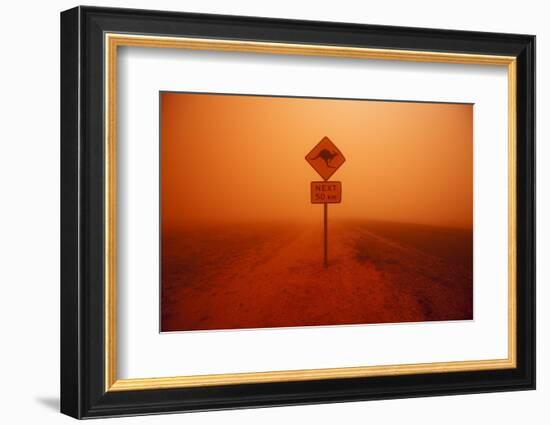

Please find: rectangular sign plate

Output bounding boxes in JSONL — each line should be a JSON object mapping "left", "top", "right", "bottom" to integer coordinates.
{"left": 310, "top": 181, "right": 342, "bottom": 204}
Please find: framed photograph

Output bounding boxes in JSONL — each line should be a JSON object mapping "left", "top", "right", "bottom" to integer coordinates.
{"left": 60, "top": 6, "right": 535, "bottom": 419}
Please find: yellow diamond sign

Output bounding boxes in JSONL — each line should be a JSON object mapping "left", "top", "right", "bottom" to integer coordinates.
{"left": 305, "top": 136, "right": 346, "bottom": 181}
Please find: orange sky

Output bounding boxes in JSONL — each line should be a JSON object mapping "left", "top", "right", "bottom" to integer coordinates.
{"left": 161, "top": 92, "right": 473, "bottom": 230}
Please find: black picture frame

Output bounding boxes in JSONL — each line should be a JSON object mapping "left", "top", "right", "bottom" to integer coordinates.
{"left": 61, "top": 5, "right": 535, "bottom": 419}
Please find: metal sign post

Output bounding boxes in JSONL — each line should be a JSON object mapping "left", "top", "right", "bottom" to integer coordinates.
{"left": 324, "top": 203, "right": 328, "bottom": 267}
{"left": 306, "top": 137, "right": 346, "bottom": 267}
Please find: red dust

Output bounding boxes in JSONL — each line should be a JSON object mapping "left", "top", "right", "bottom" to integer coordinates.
{"left": 161, "top": 219, "right": 472, "bottom": 332}
{"left": 160, "top": 92, "right": 473, "bottom": 332}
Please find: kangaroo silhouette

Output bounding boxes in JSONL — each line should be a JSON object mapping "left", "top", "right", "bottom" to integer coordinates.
{"left": 311, "top": 149, "right": 339, "bottom": 168}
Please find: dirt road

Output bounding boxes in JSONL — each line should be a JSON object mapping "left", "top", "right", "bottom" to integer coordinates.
{"left": 161, "top": 220, "right": 472, "bottom": 331}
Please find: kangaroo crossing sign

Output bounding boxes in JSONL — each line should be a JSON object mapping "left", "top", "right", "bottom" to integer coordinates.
{"left": 306, "top": 136, "right": 345, "bottom": 267}
{"left": 305, "top": 136, "right": 346, "bottom": 181}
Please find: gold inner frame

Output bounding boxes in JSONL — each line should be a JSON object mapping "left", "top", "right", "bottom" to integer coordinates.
{"left": 104, "top": 33, "right": 517, "bottom": 392}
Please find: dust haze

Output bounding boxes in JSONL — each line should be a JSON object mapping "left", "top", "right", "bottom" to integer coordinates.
{"left": 160, "top": 92, "right": 473, "bottom": 331}
{"left": 161, "top": 93, "right": 473, "bottom": 230}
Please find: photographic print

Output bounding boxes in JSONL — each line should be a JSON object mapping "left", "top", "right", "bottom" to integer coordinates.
{"left": 160, "top": 92, "right": 473, "bottom": 332}
{"left": 61, "top": 9, "right": 535, "bottom": 417}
